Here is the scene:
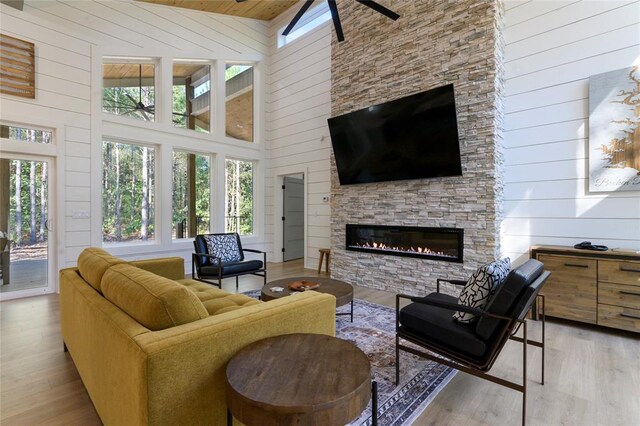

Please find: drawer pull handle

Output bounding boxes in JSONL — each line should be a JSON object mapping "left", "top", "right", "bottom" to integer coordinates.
{"left": 619, "top": 291, "right": 640, "bottom": 297}
{"left": 620, "top": 313, "right": 640, "bottom": 320}
{"left": 564, "top": 263, "right": 588, "bottom": 268}
{"left": 620, "top": 267, "right": 640, "bottom": 273}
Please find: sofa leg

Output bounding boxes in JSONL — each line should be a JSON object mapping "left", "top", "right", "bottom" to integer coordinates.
{"left": 63, "top": 341, "right": 68, "bottom": 352}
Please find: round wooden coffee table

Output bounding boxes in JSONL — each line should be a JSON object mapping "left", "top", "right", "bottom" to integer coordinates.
{"left": 262, "top": 277, "right": 354, "bottom": 321}
{"left": 225, "top": 333, "right": 372, "bottom": 426}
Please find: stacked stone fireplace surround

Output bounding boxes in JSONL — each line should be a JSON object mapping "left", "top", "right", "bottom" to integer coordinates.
{"left": 330, "top": 0, "right": 506, "bottom": 295}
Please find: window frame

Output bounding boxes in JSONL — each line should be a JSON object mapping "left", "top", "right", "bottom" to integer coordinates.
{"left": 101, "top": 138, "right": 159, "bottom": 247}
{"left": 224, "top": 157, "right": 256, "bottom": 237}
{"left": 101, "top": 57, "right": 159, "bottom": 124}
{"left": 171, "top": 59, "right": 214, "bottom": 134}
{"left": 171, "top": 148, "right": 213, "bottom": 240}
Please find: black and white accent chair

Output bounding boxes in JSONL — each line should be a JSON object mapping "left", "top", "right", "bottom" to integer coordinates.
{"left": 192, "top": 233, "right": 266, "bottom": 289}
{"left": 395, "top": 259, "right": 550, "bottom": 425}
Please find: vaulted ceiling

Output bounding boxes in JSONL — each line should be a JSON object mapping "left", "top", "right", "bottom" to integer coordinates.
{"left": 136, "top": 0, "right": 299, "bottom": 21}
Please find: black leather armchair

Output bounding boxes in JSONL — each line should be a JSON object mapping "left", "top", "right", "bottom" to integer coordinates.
{"left": 396, "top": 259, "right": 550, "bottom": 425}
{"left": 192, "top": 233, "right": 267, "bottom": 289}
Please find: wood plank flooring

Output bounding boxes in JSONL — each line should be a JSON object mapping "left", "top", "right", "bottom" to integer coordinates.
{"left": 1, "top": 260, "right": 638, "bottom": 425}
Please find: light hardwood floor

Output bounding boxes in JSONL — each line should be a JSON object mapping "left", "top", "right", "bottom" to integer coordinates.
{"left": 1, "top": 260, "right": 638, "bottom": 425}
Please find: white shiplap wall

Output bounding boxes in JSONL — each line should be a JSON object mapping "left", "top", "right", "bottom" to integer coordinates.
{"left": 502, "top": 0, "right": 640, "bottom": 264}
{"left": 264, "top": 5, "right": 332, "bottom": 268}
{"left": 0, "top": 0, "right": 270, "bottom": 281}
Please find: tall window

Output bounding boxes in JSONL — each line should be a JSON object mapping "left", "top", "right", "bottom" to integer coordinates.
{"left": 225, "top": 159, "right": 253, "bottom": 235}
{"left": 225, "top": 64, "right": 254, "bottom": 142}
{"left": 172, "top": 62, "right": 211, "bottom": 133}
{"left": 172, "top": 150, "right": 210, "bottom": 239}
{"left": 102, "top": 141, "right": 155, "bottom": 243}
{"left": 102, "top": 62, "right": 155, "bottom": 122}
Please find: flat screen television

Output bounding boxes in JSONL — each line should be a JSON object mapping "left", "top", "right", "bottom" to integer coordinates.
{"left": 328, "top": 83, "right": 462, "bottom": 185}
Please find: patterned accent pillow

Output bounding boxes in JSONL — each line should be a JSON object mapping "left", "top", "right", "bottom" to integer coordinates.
{"left": 203, "top": 234, "right": 242, "bottom": 266}
{"left": 453, "top": 258, "right": 511, "bottom": 323}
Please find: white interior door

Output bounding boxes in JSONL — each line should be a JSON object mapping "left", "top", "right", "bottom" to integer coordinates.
{"left": 282, "top": 176, "right": 304, "bottom": 261}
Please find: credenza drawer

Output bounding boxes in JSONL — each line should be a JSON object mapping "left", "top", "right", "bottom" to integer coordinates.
{"left": 598, "top": 260, "right": 640, "bottom": 287}
{"left": 537, "top": 254, "right": 597, "bottom": 323}
{"left": 598, "top": 282, "right": 640, "bottom": 310}
{"left": 597, "top": 304, "right": 640, "bottom": 333}
{"left": 537, "top": 254, "right": 597, "bottom": 279}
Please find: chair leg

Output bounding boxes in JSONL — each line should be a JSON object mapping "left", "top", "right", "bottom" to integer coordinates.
{"left": 317, "top": 251, "right": 324, "bottom": 274}
{"left": 395, "top": 334, "right": 400, "bottom": 385}
{"left": 522, "top": 320, "right": 527, "bottom": 426}
{"left": 326, "top": 252, "right": 330, "bottom": 274}
{"left": 236, "top": 275, "right": 239, "bottom": 290}
{"left": 541, "top": 295, "right": 545, "bottom": 385}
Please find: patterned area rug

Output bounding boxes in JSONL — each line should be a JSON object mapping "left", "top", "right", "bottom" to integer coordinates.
{"left": 244, "top": 291, "right": 455, "bottom": 425}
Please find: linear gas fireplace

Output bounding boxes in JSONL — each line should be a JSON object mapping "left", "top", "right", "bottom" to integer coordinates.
{"left": 346, "top": 224, "right": 463, "bottom": 263}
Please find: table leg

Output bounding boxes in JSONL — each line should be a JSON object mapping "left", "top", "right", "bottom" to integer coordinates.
{"left": 227, "top": 409, "right": 232, "bottom": 426}
{"left": 372, "top": 380, "right": 378, "bottom": 426}
{"left": 350, "top": 300, "right": 354, "bottom": 322}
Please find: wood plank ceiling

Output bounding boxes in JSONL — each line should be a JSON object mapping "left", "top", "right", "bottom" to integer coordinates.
{"left": 136, "top": 0, "right": 299, "bottom": 20}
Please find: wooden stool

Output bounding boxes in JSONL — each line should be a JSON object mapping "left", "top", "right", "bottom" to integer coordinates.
{"left": 318, "top": 248, "right": 330, "bottom": 274}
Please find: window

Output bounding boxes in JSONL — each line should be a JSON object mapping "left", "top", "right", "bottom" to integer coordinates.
{"left": 225, "top": 159, "right": 253, "bottom": 235}
{"left": 172, "top": 62, "right": 211, "bottom": 133}
{"left": 0, "top": 124, "right": 52, "bottom": 144}
{"left": 103, "top": 62, "right": 155, "bottom": 122}
{"left": 225, "top": 64, "right": 254, "bottom": 142}
{"left": 172, "top": 150, "right": 210, "bottom": 239}
{"left": 278, "top": 5, "right": 331, "bottom": 47}
{"left": 102, "top": 141, "right": 155, "bottom": 243}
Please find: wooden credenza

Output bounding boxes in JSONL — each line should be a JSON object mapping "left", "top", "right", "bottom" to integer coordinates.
{"left": 530, "top": 245, "right": 640, "bottom": 333}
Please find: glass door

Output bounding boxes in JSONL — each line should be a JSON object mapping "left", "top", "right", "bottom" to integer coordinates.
{"left": 0, "top": 157, "right": 51, "bottom": 294}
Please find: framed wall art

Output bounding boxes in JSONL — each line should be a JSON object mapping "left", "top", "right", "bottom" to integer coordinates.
{"left": 588, "top": 66, "right": 639, "bottom": 192}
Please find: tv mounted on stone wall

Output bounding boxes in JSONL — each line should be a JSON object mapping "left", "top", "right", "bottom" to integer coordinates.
{"left": 328, "top": 83, "right": 462, "bottom": 185}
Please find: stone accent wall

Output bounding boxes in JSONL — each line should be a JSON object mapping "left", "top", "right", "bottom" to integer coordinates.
{"left": 330, "top": 0, "right": 506, "bottom": 295}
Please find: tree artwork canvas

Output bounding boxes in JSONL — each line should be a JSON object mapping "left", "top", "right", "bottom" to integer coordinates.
{"left": 588, "top": 66, "right": 640, "bottom": 192}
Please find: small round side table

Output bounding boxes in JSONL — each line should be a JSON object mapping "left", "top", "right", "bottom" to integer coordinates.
{"left": 225, "top": 333, "right": 375, "bottom": 426}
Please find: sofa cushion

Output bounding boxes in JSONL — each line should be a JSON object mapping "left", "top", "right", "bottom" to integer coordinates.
{"left": 77, "top": 247, "right": 126, "bottom": 293}
{"left": 102, "top": 264, "right": 208, "bottom": 331}
{"left": 400, "top": 293, "right": 487, "bottom": 358}
{"left": 199, "top": 260, "right": 264, "bottom": 278}
{"left": 453, "top": 258, "right": 511, "bottom": 323}
{"left": 178, "top": 279, "right": 261, "bottom": 315}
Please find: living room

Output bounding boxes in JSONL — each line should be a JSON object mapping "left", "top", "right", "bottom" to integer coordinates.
{"left": 0, "top": 0, "right": 638, "bottom": 425}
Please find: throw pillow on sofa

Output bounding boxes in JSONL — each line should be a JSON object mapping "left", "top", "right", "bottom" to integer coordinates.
{"left": 453, "top": 258, "right": 511, "bottom": 323}
{"left": 102, "top": 264, "right": 209, "bottom": 330}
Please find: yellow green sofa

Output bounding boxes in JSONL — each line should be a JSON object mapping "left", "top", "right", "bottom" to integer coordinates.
{"left": 60, "top": 248, "right": 336, "bottom": 425}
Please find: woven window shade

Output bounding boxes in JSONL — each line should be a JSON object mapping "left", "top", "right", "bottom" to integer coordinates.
{"left": 0, "top": 33, "right": 35, "bottom": 99}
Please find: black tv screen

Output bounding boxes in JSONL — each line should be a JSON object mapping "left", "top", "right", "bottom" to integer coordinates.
{"left": 328, "top": 84, "right": 462, "bottom": 185}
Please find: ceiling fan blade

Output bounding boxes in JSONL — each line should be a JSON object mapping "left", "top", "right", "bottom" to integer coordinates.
{"left": 355, "top": 0, "right": 400, "bottom": 20}
{"left": 282, "top": 0, "right": 315, "bottom": 36}
{"left": 125, "top": 94, "right": 141, "bottom": 108}
{"left": 139, "top": 109, "right": 151, "bottom": 121}
{"left": 327, "top": 0, "right": 344, "bottom": 42}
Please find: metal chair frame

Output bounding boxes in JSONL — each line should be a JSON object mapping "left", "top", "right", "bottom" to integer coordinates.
{"left": 395, "top": 274, "right": 548, "bottom": 426}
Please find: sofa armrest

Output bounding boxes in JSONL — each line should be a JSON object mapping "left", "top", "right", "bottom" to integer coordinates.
{"left": 134, "top": 291, "right": 336, "bottom": 425}
{"left": 130, "top": 257, "right": 185, "bottom": 280}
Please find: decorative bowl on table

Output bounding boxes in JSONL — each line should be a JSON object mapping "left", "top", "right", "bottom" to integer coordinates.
{"left": 288, "top": 280, "right": 321, "bottom": 291}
